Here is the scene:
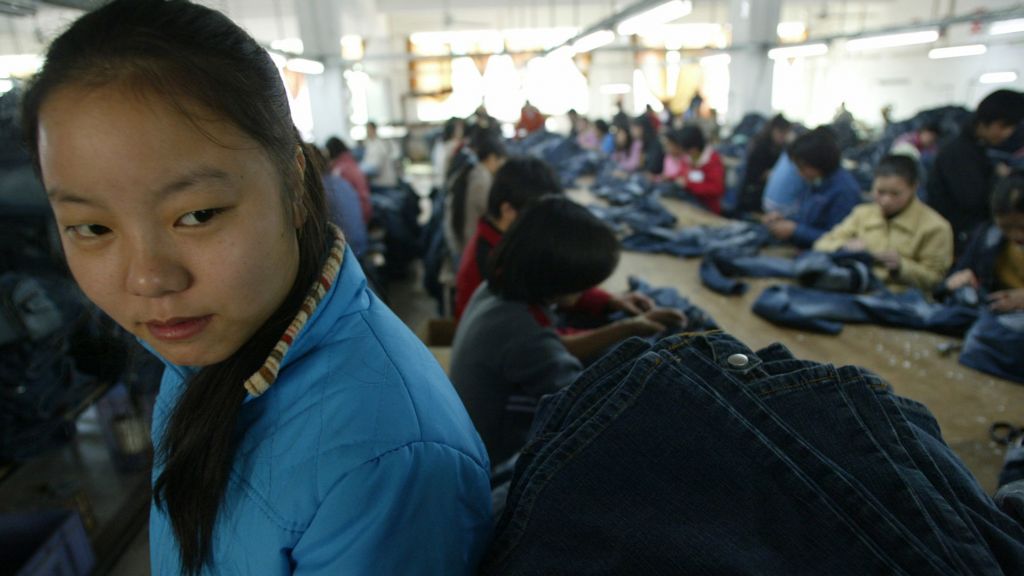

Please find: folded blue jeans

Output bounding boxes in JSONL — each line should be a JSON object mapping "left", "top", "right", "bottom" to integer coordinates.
{"left": 483, "top": 332, "right": 1024, "bottom": 575}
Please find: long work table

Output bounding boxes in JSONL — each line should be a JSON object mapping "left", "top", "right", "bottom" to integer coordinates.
{"left": 576, "top": 189, "right": 1023, "bottom": 493}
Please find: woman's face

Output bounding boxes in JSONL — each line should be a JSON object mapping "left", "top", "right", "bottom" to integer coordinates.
{"left": 995, "top": 211, "right": 1024, "bottom": 247}
{"left": 38, "top": 83, "right": 301, "bottom": 367}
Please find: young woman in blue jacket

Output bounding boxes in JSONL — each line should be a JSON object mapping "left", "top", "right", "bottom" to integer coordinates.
{"left": 22, "top": 1, "right": 492, "bottom": 574}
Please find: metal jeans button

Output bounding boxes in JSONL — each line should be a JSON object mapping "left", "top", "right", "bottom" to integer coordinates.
{"left": 727, "top": 353, "right": 749, "bottom": 367}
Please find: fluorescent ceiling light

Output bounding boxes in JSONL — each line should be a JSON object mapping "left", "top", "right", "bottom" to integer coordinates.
{"left": 600, "top": 83, "right": 632, "bottom": 95}
{"left": 980, "top": 71, "right": 1018, "bottom": 84}
{"left": 700, "top": 53, "right": 731, "bottom": 66}
{"left": 285, "top": 58, "right": 325, "bottom": 75}
{"left": 776, "top": 21, "right": 807, "bottom": 42}
{"left": 989, "top": 18, "right": 1024, "bottom": 36}
{"left": 266, "top": 50, "right": 288, "bottom": 68}
{"left": 270, "top": 37, "right": 304, "bottom": 55}
{"left": 341, "top": 35, "right": 364, "bottom": 60}
{"left": 572, "top": 29, "right": 615, "bottom": 53}
{"left": 0, "top": 54, "right": 42, "bottom": 77}
{"left": 845, "top": 30, "right": 939, "bottom": 51}
{"left": 548, "top": 45, "right": 576, "bottom": 60}
{"left": 767, "top": 43, "right": 828, "bottom": 60}
{"left": 928, "top": 44, "right": 987, "bottom": 59}
{"left": 617, "top": 0, "right": 693, "bottom": 36}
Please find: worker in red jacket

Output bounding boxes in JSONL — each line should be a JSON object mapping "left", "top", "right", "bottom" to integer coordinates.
{"left": 660, "top": 126, "right": 725, "bottom": 214}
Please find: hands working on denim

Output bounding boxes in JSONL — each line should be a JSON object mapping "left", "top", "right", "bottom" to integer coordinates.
{"left": 762, "top": 211, "right": 797, "bottom": 240}
{"left": 989, "top": 288, "right": 1024, "bottom": 313}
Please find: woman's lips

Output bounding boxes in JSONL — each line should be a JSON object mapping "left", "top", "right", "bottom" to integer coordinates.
{"left": 145, "top": 315, "right": 212, "bottom": 342}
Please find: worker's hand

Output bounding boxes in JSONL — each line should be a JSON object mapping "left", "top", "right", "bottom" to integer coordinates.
{"left": 989, "top": 289, "right": 1024, "bottom": 313}
{"left": 622, "top": 308, "right": 687, "bottom": 336}
{"left": 766, "top": 218, "right": 797, "bottom": 240}
{"left": 760, "top": 211, "right": 783, "bottom": 225}
{"left": 609, "top": 291, "right": 655, "bottom": 316}
{"left": 842, "top": 239, "right": 868, "bottom": 252}
{"left": 945, "top": 269, "right": 979, "bottom": 291}
{"left": 996, "top": 163, "right": 1013, "bottom": 179}
{"left": 873, "top": 250, "right": 902, "bottom": 272}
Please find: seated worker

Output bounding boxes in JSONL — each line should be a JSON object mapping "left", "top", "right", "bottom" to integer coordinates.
{"left": 928, "top": 89, "right": 1024, "bottom": 254}
{"left": 444, "top": 135, "right": 507, "bottom": 259}
{"left": 763, "top": 126, "right": 862, "bottom": 248}
{"left": 738, "top": 114, "right": 792, "bottom": 214}
{"left": 813, "top": 154, "right": 953, "bottom": 291}
{"left": 611, "top": 123, "right": 643, "bottom": 173}
{"left": 450, "top": 196, "right": 684, "bottom": 466}
{"left": 454, "top": 157, "right": 656, "bottom": 332}
{"left": 943, "top": 173, "right": 1024, "bottom": 312}
{"left": 659, "top": 126, "right": 726, "bottom": 214}
{"left": 761, "top": 151, "right": 809, "bottom": 217}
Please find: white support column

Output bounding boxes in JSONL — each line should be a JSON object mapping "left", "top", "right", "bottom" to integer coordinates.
{"left": 295, "top": 0, "right": 348, "bottom": 145}
{"left": 726, "top": 0, "right": 781, "bottom": 125}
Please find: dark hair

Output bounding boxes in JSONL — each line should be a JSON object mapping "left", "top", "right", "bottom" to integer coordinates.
{"left": 471, "top": 135, "right": 507, "bottom": 162}
{"left": 788, "top": 126, "right": 841, "bottom": 175}
{"left": 992, "top": 172, "right": 1024, "bottom": 215}
{"left": 367, "top": 120, "right": 378, "bottom": 130}
{"left": 449, "top": 136, "right": 507, "bottom": 244}
{"left": 486, "top": 156, "right": 563, "bottom": 218}
{"left": 442, "top": 116, "right": 462, "bottom": 141}
{"left": 614, "top": 124, "right": 633, "bottom": 152}
{"left": 874, "top": 154, "right": 919, "bottom": 187}
{"left": 594, "top": 119, "right": 610, "bottom": 135}
{"left": 768, "top": 113, "right": 792, "bottom": 133}
{"left": 920, "top": 122, "right": 942, "bottom": 136}
{"left": 667, "top": 126, "right": 705, "bottom": 151}
{"left": 325, "top": 136, "right": 350, "bottom": 159}
{"left": 976, "top": 89, "right": 1024, "bottom": 127}
{"left": 488, "top": 196, "right": 619, "bottom": 303}
{"left": 21, "top": 1, "right": 329, "bottom": 573}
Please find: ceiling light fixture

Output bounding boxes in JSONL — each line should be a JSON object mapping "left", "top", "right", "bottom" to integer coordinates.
{"left": 845, "top": 29, "right": 939, "bottom": 51}
{"left": 767, "top": 43, "right": 828, "bottom": 60}
{"left": 617, "top": 0, "right": 693, "bottom": 36}
{"left": 928, "top": 44, "right": 987, "bottom": 59}
{"left": 572, "top": 29, "right": 616, "bottom": 53}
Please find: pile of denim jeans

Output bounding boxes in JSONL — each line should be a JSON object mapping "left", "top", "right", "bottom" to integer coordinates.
{"left": 751, "top": 284, "right": 980, "bottom": 336}
{"left": 481, "top": 331, "right": 1024, "bottom": 574}
{"left": 700, "top": 250, "right": 879, "bottom": 296}
{"left": 620, "top": 220, "right": 772, "bottom": 257}
{"left": 506, "top": 130, "right": 600, "bottom": 187}
{"left": 369, "top": 182, "right": 423, "bottom": 279}
{"left": 959, "top": 310, "right": 1024, "bottom": 384}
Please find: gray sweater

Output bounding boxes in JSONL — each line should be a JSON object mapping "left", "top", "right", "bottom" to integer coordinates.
{"left": 450, "top": 284, "right": 583, "bottom": 466}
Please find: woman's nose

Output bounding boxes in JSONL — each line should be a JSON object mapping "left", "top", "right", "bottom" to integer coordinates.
{"left": 124, "top": 239, "right": 190, "bottom": 297}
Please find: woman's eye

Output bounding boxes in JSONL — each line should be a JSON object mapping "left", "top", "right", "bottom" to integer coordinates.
{"left": 177, "top": 209, "right": 223, "bottom": 227}
{"left": 66, "top": 224, "right": 111, "bottom": 238}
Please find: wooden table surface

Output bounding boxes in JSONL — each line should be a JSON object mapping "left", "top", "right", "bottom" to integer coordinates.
{"left": 573, "top": 188, "right": 1023, "bottom": 493}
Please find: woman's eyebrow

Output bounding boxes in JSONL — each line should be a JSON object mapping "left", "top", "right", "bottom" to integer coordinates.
{"left": 158, "top": 166, "right": 233, "bottom": 199}
{"left": 47, "top": 166, "right": 233, "bottom": 206}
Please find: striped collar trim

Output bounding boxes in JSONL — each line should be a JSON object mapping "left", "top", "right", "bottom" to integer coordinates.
{"left": 244, "top": 224, "right": 346, "bottom": 397}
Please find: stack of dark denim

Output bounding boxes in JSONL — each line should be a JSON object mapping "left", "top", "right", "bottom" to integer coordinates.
{"left": 481, "top": 331, "right": 1024, "bottom": 574}
{"left": 369, "top": 182, "right": 423, "bottom": 279}
{"left": 620, "top": 221, "right": 772, "bottom": 257}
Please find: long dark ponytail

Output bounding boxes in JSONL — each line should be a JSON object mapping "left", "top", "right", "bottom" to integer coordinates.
{"left": 21, "top": 1, "right": 329, "bottom": 573}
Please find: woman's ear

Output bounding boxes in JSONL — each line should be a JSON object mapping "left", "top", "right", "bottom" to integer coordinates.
{"left": 292, "top": 145, "right": 308, "bottom": 229}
